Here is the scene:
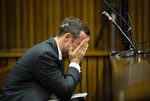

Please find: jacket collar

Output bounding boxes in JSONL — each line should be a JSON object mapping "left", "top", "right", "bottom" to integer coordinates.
{"left": 49, "top": 37, "right": 59, "bottom": 57}
{"left": 49, "top": 37, "right": 62, "bottom": 60}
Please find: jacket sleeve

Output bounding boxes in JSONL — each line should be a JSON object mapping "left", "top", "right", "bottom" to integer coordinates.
{"left": 32, "top": 51, "right": 82, "bottom": 100}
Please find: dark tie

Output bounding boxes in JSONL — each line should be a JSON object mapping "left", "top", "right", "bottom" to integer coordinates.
{"left": 60, "top": 60, "right": 64, "bottom": 73}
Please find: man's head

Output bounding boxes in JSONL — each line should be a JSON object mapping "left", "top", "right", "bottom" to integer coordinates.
{"left": 55, "top": 16, "right": 90, "bottom": 57}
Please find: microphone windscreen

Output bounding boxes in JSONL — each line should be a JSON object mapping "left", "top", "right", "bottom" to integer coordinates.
{"left": 102, "top": 11, "right": 110, "bottom": 18}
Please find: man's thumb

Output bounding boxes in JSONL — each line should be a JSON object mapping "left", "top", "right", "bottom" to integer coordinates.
{"left": 68, "top": 44, "right": 72, "bottom": 55}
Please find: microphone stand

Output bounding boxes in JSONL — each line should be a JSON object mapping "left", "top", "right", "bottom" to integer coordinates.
{"left": 110, "top": 19, "right": 138, "bottom": 56}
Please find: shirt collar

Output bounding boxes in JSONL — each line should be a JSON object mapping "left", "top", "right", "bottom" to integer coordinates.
{"left": 56, "top": 42, "right": 62, "bottom": 60}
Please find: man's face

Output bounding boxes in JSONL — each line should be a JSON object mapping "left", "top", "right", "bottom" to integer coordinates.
{"left": 71, "top": 31, "right": 89, "bottom": 51}
{"left": 62, "top": 31, "right": 89, "bottom": 57}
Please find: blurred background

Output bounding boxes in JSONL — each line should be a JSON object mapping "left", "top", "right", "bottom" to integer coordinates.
{"left": 0, "top": 0, "right": 150, "bottom": 101}
{"left": 0, "top": 0, "right": 149, "bottom": 51}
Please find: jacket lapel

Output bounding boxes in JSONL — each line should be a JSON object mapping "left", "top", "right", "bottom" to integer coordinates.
{"left": 49, "top": 37, "right": 59, "bottom": 56}
{"left": 48, "top": 37, "right": 64, "bottom": 73}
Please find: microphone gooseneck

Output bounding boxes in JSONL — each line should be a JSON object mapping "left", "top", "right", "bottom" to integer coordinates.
{"left": 104, "top": 0, "right": 131, "bottom": 31}
{"left": 102, "top": 11, "right": 138, "bottom": 56}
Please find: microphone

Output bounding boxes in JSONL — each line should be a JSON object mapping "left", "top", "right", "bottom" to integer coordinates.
{"left": 102, "top": 11, "right": 138, "bottom": 56}
{"left": 104, "top": 0, "right": 131, "bottom": 31}
{"left": 102, "top": 11, "right": 116, "bottom": 23}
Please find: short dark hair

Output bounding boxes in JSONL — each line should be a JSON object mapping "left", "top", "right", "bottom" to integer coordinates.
{"left": 57, "top": 16, "right": 90, "bottom": 39}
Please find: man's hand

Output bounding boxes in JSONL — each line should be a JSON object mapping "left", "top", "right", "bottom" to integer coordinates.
{"left": 68, "top": 38, "right": 90, "bottom": 64}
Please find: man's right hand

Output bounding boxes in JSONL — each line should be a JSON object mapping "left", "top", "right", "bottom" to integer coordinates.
{"left": 68, "top": 38, "right": 90, "bottom": 64}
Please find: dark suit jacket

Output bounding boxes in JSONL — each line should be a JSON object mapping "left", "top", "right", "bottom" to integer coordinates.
{"left": 0, "top": 37, "right": 82, "bottom": 101}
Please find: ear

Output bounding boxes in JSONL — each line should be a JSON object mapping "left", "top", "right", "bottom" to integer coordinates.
{"left": 64, "top": 33, "right": 72, "bottom": 42}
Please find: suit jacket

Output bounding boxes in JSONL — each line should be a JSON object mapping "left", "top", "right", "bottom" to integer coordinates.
{"left": 0, "top": 37, "right": 82, "bottom": 101}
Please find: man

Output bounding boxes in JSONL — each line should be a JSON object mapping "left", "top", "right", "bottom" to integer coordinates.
{"left": 0, "top": 16, "right": 90, "bottom": 101}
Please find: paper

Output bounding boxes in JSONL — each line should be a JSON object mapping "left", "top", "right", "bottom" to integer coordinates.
{"left": 47, "top": 92, "right": 87, "bottom": 101}
{"left": 71, "top": 92, "right": 87, "bottom": 99}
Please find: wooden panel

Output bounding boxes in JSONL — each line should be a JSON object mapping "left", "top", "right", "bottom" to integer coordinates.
{"left": 129, "top": 0, "right": 150, "bottom": 51}
{"left": 7, "top": 0, "right": 15, "bottom": 48}
{"left": 97, "top": 57, "right": 104, "bottom": 101}
{"left": 0, "top": 0, "right": 7, "bottom": 49}
{"left": 80, "top": 58, "right": 88, "bottom": 92}
{"left": 111, "top": 56, "right": 150, "bottom": 101}
{"left": 0, "top": 0, "right": 149, "bottom": 51}
{"left": 137, "top": 0, "right": 143, "bottom": 49}
{"left": 41, "top": 0, "right": 47, "bottom": 41}
{"left": 29, "top": 0, "right": 34, "bottom": 47}
{"left": 15, "top": 0, "right": 21, "bottom": 48}
{"left": 87, "top": 57, "right": 97, "bottom": 101}
{"left": 0, "top": 66, "right": 12, "bottom": 89}
{"left": 143, "top": 0, "right": 150, "bottom": 51}
{"left": 34, "top": 0, "right": 42, "bottom": 44}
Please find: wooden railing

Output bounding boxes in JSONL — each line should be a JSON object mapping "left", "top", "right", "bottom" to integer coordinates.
{"left": 0, "top": 50, "right": 111, "bottom": 101}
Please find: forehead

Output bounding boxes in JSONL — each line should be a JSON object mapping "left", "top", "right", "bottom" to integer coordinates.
{"left": 72, "top": 30, "right": 89, "bottom": 44}
{"left": 78, "top": 30, "right": 89, "bottom": 40}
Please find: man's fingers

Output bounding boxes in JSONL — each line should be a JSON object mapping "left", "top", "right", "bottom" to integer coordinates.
{"left": 76, "top": 43, "right": 89, "bottom": 58}
{"left": 74, "top": 38, "right": 89, "bottom": 52}
{"left": 81, "top": 43, "right": 89, "bottom": 56}
{"left": 69, "top": 37, "right": 90, "bottom": 64}
{"left": 75, "top": 39, "right": 86, "bottom": 51}
{"left": 68, "top": 44, "right": 72, "bottom": 56}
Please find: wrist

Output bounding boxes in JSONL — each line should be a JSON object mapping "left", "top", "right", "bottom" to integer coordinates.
{"left": 69, "top": 62, "right": 81, "bottom": 72}
{"left": 70, "top": 60, "right": 80, "bottom": 65}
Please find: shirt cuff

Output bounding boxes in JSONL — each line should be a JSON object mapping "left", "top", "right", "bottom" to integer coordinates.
{"left": 69, "top": 62, "right": 81, "bottom": 72}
